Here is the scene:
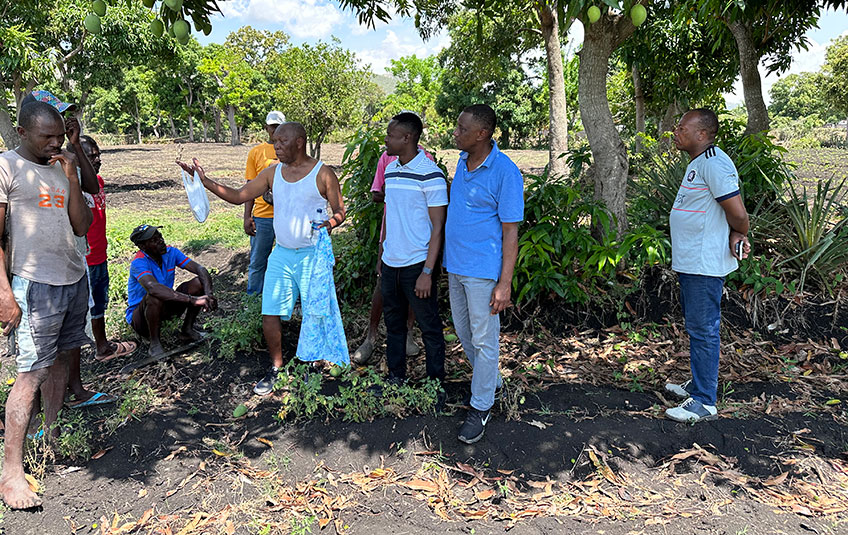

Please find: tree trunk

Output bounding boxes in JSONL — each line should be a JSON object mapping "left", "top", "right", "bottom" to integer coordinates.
{"left": 578, "top": 12, "right": 636, "bottom": 237}
{"left": 188, "top": 116, "right": 195, "bottom": 142}
{"left": 168, "top": 116, "right": 177, "bottom": 139}
{"left": 727, "top": 20, "right": 769, "bottom": 135}
{"left": 632, "top": 64, "right": 645, "bottom": 154}
{"left": 658, "top": 100, "right": 682, "bottom": 150}
{"left": 214, "top": 107, "right": 222, "bottom": 142}
{"left": 227, "top": 105, "right": 239, "bottom": 145}
{"left": 0, "top": 105, "right": 19, "bottom": 150}
{"left": 201, "top": 120, "right": 208, "bottom": 142}
{"left": 539, "top": 1, "right": 568, "bottom": 178}
{"left": 135, "top": 99, "right": 142, "bottom": 144}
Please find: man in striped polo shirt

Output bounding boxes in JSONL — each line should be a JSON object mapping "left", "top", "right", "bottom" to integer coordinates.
{"left": 380, "top": 112, "right": 448, "bottom": 392}
{"left": 665, "top": 108, "right": 750, "bottom": 423}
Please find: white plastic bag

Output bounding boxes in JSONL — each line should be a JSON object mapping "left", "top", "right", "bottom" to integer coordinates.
{"left": 181, "top": 168, "right": 210, "bottom": 223}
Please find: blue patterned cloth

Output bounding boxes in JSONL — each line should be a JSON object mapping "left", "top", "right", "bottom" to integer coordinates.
{"left": 296, "top": 228, "right": 349, "bottom": 365}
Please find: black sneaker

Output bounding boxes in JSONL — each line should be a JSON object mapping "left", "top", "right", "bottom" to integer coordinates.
{"left": 458, "top": 407, "right": 490, "bottom": 444}
{"left": 254, "top": 366, "right": 281, "bottom": 396}
{"left": 368, "top": 375, "right": 404, "bottom": 398}
{"left": 462, "top": 386, "right": 502, "bottom": 407}
{"left": 435, "top": 388, "right": 447, "bottom": 413}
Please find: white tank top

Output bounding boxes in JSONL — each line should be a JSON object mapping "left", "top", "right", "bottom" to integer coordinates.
{"left": 272, "top": 161, "right": 328, "bottom": 249}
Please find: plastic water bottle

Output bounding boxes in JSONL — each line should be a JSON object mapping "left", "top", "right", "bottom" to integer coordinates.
{"left": 311, "top": 208, "right": 328, "bottom": 241}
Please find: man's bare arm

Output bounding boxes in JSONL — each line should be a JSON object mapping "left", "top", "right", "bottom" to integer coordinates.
{"left": 177, "top": 158, "right": 272, "bottom": 205}
{"left": 0, "top": 203, "right": 22, "bottom": 335}
{"left": 490, "top": 222, "right": 519, "bottom": 315}
{"left": 317, "top": 166, "right": 346, "bottom": 231}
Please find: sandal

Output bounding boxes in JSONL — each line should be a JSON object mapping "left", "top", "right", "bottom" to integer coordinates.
{"left": 95, "top": 341, "right": 138, "bottom": 362}
{"left": 65, "top": 392, "right": 117, "bottom": 409}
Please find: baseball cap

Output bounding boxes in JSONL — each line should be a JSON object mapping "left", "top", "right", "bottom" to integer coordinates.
{"left": 265, "top": 111, "right": 285, "bottom": 125}
{"left": 29, "top": 90, "right": 78, "bottom": 114}
{"left": 130, "top": 224, "right": 161, "bottom": 245}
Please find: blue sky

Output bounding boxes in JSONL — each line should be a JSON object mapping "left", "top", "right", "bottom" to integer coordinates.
{"left": 198, "top": 2, "right": 848, "bottom": 105}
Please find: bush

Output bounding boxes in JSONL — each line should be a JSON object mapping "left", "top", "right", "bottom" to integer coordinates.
{"left": 334, "top": 125, "right": 385, "bottom": 304}
{"left": 205, "top": 294, "right": 263, "bottom": 360}
{"left": 515, "top": 170, "right": 669, "bottom": 305}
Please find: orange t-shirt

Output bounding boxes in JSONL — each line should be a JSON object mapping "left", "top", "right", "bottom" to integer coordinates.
{"left": 245, "top": 142, "right": 278, "bottom": 218}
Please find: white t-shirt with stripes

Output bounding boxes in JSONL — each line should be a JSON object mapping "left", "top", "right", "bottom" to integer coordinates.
{"left": 669, "top": 145, "right": 741, "bottom": 277}
{"left": 382, "top": 149, "right": 448, "bottom": 268}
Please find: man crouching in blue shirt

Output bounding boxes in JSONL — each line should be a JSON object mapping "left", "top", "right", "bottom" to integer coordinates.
{"left": 664, "top": 109, "right": 750, "bottom": 423}
{"left": 446, "top": 104, "right": 524, "bottom": 444}
{"left": 125, "top": 224, "right": 217, "bottom": 357}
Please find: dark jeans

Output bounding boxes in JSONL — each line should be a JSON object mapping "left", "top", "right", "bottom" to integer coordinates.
{"left": 381, "top": 261, "right": 445, "bottom": 381}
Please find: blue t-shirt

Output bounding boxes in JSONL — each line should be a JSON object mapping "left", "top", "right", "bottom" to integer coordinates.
{"left": 444, "top": 140, "right": 524, "bottom": 280}
{"left": 669, "top": 145, "right": 741, "bottom": 277}
{"left": 382, "top": 149, "right": 449, "bottom": 268}
{"left": 125, "top": 246, "right": 192, "bottom": 323}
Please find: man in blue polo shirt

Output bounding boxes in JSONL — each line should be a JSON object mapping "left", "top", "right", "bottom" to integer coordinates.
{"left": 445, "top": 104, "right": 524, "bottom": 444}
{"left": 664, "top": 108, "right": 750, "bottom": 423}
{"left": 126, "top": 224, "right": 217, "bottom": 358}
{"left": 381, "top": 112, "right": 448, "bottom": 389}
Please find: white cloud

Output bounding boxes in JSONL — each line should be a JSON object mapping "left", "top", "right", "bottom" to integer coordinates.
{"left": 219, "top": 0, "right": 343, "bottom": 39}
{"left": 355, "top": 27, "right": 448, "bottom": 74}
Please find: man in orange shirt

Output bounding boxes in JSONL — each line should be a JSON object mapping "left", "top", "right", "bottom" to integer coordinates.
{"left": 244, "top": 111, "right": 284, "bottom": 294}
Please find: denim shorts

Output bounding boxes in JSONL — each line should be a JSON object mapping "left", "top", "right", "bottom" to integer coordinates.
{"left": 11, "top": 274, "right": 92, "bottom": 372}
{"left": 88, "top": 261, "right": 110, "bottom": 319}
{"left": 261, "top": 245, "right": 315, "bottom": 318}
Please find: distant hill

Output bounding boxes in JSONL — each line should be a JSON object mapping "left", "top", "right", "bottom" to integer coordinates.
{"left": 372, "top": 74, "right": 397, "bottom": 96}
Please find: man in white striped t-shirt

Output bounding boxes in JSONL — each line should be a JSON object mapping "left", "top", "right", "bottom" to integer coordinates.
{"left": 665, "top": 108, "right": 751, "bottom": 424}
{"left": 380, "top": 112, "right": 448, "bottom": 397}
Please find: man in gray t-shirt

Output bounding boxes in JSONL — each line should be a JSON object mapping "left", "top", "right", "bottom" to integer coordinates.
{"left": 0, "top": 102, "right": 92, "bottom": 509}
{"left": 663, "top": 108, "right": 750, "bottom": 424}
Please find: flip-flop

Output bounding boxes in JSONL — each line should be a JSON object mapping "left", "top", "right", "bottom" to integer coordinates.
{"left": 95, "top": 341, "right": 138, "bottom": 363}
{"left": 65, "top": 392, "right": 117, "bottom": 409}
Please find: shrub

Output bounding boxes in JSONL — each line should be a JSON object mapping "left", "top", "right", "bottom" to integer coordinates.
{"left": 205, "top": 294, "right": 263, "bottom": 360}
{"left": 335, "top": 125, "right": 385, "bottom": 304}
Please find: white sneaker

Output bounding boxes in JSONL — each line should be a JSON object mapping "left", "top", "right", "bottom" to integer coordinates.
{"left": 664, "top": 379, "right": 693, "bottom": 400}
{"left": 665, "top": 397, "right": 717, "bottom": 423}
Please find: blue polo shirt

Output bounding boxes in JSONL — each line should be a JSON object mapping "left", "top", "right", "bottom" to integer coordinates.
{"left": 125, "top": 246, "right": 192, "bottom": 323}
{"left": 444, "top": 140, "right": 524, "bottom": 280}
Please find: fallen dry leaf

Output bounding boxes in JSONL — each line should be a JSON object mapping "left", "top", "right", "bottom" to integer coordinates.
{"left": 137, "top": 488, "right": 148, "bottom": 498}
{"left": 92, "top": 447, "right": 112, "bottom": 460}
{"left": 164, "top": 446, "right": 187, "bottom": 461}
{"left": 763, "top": 472, "right": 788, "bottom": 486}
{"left": 256, "top": 437, "right": 274, "bottom": 447}
{"left": 475, "top": 489, "right": 495, "bottom": 501}
{"left": 24, "top": 473, "right": 40, "bottom": 493}
{"left": 404, "top": 478, "right": 439, "bottom": 493}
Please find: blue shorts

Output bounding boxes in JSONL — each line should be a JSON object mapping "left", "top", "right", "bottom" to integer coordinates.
{"left": 261, "top": 245, "right": 315, "bottom": 319}
{"left": 88, "top": 261, "right": 109, "bottom": 319}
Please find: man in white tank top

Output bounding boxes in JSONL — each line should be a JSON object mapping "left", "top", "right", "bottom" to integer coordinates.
{"left": 177, "top": 122, "right": 345, "bottom": 395}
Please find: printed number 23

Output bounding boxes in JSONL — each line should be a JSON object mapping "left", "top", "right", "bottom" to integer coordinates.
{"left": 38, "top": 194, "right": 65, "bottom": 208}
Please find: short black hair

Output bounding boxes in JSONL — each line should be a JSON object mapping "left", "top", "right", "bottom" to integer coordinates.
{"left": 462, "top": 104, "right": 497, "bottom": 137}
{"left": 66, "top": 134, "right": 99, "bottom": 153}
{"left": 690, "top": 108, "right": 719, "bottom": 140}
{"left": 18, "top": 101, "right": 63, "bottom": 130}
{"left": 390, "top": 112, "right": 424, "bottom": 143}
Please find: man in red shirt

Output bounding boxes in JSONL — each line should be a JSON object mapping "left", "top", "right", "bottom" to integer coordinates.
{"left": 65, "top": 135, "right": 136, "bottom": 408}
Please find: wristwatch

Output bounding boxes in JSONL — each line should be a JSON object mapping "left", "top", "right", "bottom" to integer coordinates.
{"left": 422, "top": 266, "right": 432, "bottom": 275}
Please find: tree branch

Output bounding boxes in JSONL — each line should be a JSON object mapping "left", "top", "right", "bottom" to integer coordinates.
{"left": 59, "top": 32, "right": 87, "bottom": 67}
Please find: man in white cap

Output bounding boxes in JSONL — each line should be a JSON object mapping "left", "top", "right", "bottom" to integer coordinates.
{"left": 244, "top": 111, "right": 285, "bottom": 294}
